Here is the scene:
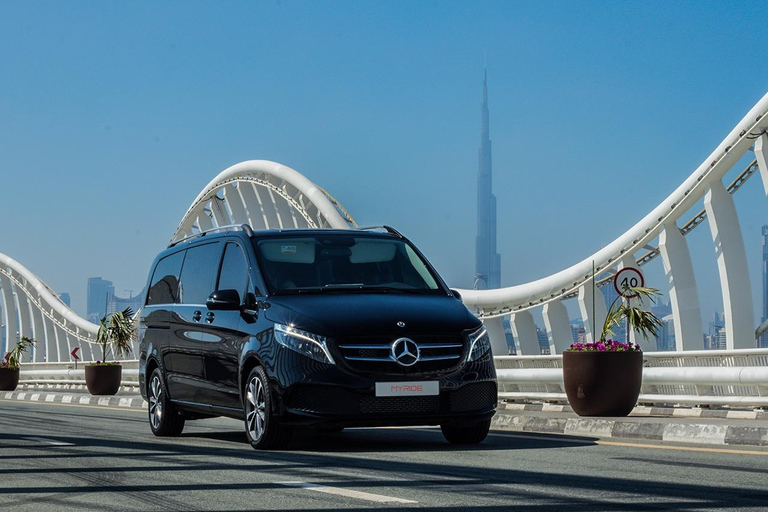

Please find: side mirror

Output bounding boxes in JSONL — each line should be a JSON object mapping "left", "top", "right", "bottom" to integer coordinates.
{"left": 450, "top": 289, "right": 462, "bottom": 300}
{"left": 206, "top": 289, "right": 241, "bottom": 311}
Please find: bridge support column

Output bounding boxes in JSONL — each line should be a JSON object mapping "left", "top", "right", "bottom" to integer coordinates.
{"left": 704, "top": 180, "right": 755, "bottom": 349}
{"left": 578, "top": 277, "right": 608, "bottom": 343}
{"left": 0, "top": 273, "right": 18, "bottom": 355}
{"left": 16, "top": 291, "right": 35, "bottom": 355}
{"left": 542, "top": 300, "right": 572, "bottom": 354}
{"left": 659, "top": 222, "right": 702, "bottom": 350}
{"left": 755, "top": 133, "right": 768, "bottom": 198}
{"left": 30, "top": 297, "right": 47, "bottom": 362}
{"left": 482, "top": 316, "right": 508, "bottom": 356}
{"left": 196, "top": 211, "right": 215, "bottom": 231}
{"left": 210, "top": 196, "right": 231, "bottom": 227}
{"left": 511, "top": 311, "right": 541, "bottom": 355}
{"left": 224, "top": 185, "right": 250, "bottom": 226}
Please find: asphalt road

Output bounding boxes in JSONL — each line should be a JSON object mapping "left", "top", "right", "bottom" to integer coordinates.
{"left": 1, "top": 399, "right": 767, "bottom": 512}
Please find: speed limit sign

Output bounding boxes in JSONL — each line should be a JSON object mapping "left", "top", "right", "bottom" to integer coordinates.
{"left": 614, "top": 267, "right": 644, "bottom": 298}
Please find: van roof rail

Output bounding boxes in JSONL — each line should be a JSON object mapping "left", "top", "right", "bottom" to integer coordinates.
{"left": 355, "top": 225, "right": 404, "bottom": 238}
{"left": 169, "top": 224, "right": 254, "bottom": 247}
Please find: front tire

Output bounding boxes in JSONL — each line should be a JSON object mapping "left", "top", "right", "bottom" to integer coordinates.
{"left": 147, "top": 368, "right": 185, "bottom": 436}
{"left": 440, "top": 419, "right": 491, "bottom": 445}
{"left": 244, "top": 366, "right": 291, "bottom": 450}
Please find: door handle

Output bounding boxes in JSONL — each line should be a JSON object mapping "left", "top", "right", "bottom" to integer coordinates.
{"left": 205, "top": 312, "right": 215, "bottom": 324}
{"left": 193, "top": 310, "right": 202, "bottom": 322}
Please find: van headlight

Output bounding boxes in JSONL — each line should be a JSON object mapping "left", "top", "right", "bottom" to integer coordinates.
{"left": 274, "top": 323, "right": 335, "bottom": 364}
{"left": 467, "top": 326, "right": 491, "bottom": 362}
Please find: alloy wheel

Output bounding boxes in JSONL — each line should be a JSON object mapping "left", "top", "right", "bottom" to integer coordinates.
{"left": 149, "top": 374, "right": 164, "bottom": 430}
{"left": 246, "top": 376, "right": 266, "bottom": 441}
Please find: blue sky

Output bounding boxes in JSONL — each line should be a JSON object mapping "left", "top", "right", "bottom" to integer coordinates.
{"left": 1, "top": 1, "right": 767, "bottom": 330}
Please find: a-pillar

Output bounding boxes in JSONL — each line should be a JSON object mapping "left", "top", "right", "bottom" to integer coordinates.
{"left": 704, "top": 180, "right": 755, "bottom": 349}
{"left": 659, "top": 222, "right": 702, "bottom": 350}
{"left": 482, "top": 316, "right": 508, "bottom": 356}
{"left": 542, "top": 300, "right": 573, "bottom": 354}
{"left": 511, "top": 310, "right": 541, "bottom": 355}
{"left": 578, "top": 277, "right": 608, "bottom": 343}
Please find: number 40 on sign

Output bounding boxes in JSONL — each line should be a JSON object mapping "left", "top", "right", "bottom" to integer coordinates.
{"left": 614, "top": 267, "right": 644, "bottom": 298}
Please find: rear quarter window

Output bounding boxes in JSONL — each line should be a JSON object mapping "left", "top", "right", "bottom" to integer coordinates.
{"left": 146, "top": 251, "right": 185, "bottom": 306}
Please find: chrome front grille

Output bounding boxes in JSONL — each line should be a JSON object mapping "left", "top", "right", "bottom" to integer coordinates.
{"left": 335, "top": 334, "right": 466, "bottom": 374}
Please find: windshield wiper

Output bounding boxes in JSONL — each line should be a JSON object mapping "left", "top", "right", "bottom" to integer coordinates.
{"left": 321, "top": 283, "right": 365, "bottom": 291}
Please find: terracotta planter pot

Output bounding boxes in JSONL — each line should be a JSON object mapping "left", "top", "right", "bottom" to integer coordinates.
{"left": 563, "top": 350, "right": 643, "bottom": 417}
{"left": 85, "top": 364, "right": 122, "bottom": 396}
{"left": 0, "top": 367, "right": 20, "bottom": 391}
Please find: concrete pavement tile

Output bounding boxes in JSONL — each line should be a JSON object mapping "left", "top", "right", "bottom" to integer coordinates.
{"left": 662, "top": 423, "right": 727, "bottom": 444}
{"left": 611, "top": 421, "right": 665, "bottom": 440}
{"left": 564, "top": 418, "right": 615, "bottom": 437}
{"left": 724, "top": 427, "right": 768, "bottom": 446}
{"left": 521, "top": 417, "right": 567, "bottom": 434}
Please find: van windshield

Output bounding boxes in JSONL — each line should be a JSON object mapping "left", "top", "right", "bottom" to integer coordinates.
{"left": 253, "top": 235, "right": 443, "bottom": 295}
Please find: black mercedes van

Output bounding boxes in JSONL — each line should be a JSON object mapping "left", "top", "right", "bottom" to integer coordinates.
{"left": 138, "top": 225, "right": 496, "bottom": 449}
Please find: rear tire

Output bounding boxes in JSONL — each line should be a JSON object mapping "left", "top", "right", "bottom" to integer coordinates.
{"left": 147, "top": 368, "right": 185, "bottom": 436}
{"left": 244, "top": 366, "right": 291, "bottom": 450}
{"left": 440, "top": 419, "right": 491, "bottom": 445}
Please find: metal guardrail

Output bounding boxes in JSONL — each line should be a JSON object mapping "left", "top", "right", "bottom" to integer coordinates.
{"left": 19, "top": 360, "right": 140, "bottom": 386}
{"left": 17, "top": 350, "right": 768, "bottom": 408}
{"left": 495, "top": 349, "right": 768, "bottom": 408}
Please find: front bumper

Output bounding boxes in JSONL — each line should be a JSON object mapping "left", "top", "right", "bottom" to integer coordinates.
{"left": 268, "top": 350, "right": 497, "bottom": 428}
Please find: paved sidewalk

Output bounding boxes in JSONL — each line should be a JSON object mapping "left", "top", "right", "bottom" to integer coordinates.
{"left": 493, "top": 403, "right": 768, "bottom": 448}
{"left": 4, "top": 385, "right": 768, "bottom": 448}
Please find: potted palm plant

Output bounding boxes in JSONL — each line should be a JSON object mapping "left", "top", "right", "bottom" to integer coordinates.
{"left": 563, "top": 284, "right": 662, "bottom": 416}
{"left": 0, "top": 336, "right": 36, "bottom": 391}
{"left": 85, "top": 307, "right": 135, "bottom": 395}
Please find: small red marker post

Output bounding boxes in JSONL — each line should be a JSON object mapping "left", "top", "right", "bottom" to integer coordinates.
{"left": 71, "top": 347, "right": 80, "bottom": 369}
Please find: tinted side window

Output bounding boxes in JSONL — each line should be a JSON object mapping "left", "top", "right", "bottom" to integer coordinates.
{"left": 217, "top": 243, "right": 249, "bottom": 297}
{"left": 147, "top": 251, "right": 185, "bottom": 305}
{"left": 178, "top": 243, "right": 220, "bottom": 305}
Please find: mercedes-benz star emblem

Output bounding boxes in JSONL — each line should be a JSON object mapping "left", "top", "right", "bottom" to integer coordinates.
{"left": 391, "top": 338, "right": 419, "bottom": 367}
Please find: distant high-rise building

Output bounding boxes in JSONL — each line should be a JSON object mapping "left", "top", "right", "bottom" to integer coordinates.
{"left": 706, "top": 312, "right": 726, "bottom": 350}
{"left": 760, "top": 225, "right": 768, "bottom": 348}
{"left": 87, "top": 277, "right": 114, "bottom": 323}
{"left": 474, "top": 63, "right": 501, "bottom": 290}
{"left": 59, "top": 293, "right": 71, "bottom": 308}
{"left": 535, "top": 326, "right": 550, "bottom": 355}
{"left": 658, "top": 314, "right": 676, "bottom": 351}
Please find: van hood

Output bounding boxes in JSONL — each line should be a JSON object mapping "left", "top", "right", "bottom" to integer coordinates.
{"left": 264, "top": 293, "right": 480, "bottom": 337}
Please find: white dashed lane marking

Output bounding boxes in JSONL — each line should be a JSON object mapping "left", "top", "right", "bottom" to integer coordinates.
{"left": 278, "top": 481, "right": 418, "bottom": 504}
{"left": 22, "top": 436, "right": 75, "bottom": 446}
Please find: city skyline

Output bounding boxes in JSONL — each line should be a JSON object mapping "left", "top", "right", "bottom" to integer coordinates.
{"left": 2, "top": 2, "right": 768, "bottom": 334}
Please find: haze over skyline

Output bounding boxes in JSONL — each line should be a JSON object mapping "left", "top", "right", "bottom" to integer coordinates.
{"left": 2, "top": 1, "right": 768, "bottom": 333}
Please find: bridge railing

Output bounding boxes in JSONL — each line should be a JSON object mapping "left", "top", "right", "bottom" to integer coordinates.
{"left": 15, "top": 351, "right": 768, "bottom": 408}
{"left": 496, "top": 349, "right": 768, "bottom": 408}
{"left": 17, "top": 360, "right": 140, "bottom": 387}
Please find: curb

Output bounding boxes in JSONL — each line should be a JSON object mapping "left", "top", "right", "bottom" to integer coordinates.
{"left": 492, "top": 410, "right": 768, "bottom": 447}
{"left": 2, "top": 390, "right": 146, "bottom": 409}
{"left": 500, "top": 402, "right": 768, "bottom": 420}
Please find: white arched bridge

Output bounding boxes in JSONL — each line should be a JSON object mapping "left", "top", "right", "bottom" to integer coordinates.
{"left": 3, "top": 91, "right": 768, "bottom": 406}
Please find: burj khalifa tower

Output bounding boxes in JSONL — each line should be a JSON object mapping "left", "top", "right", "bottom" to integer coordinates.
{"left": 474, "top": 64, "right": 501, "bottom": 290}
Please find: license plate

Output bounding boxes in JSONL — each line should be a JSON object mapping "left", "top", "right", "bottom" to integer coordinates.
{"left": 375, "top": 381, "right": 439, "bottom": 397}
